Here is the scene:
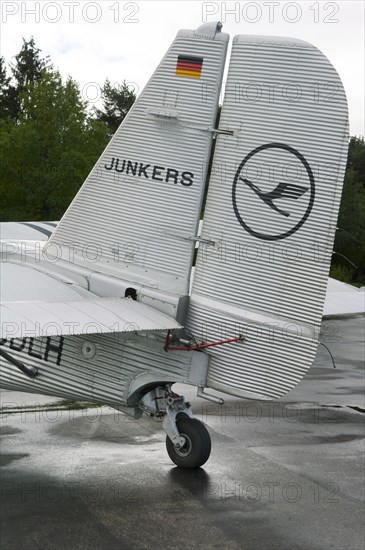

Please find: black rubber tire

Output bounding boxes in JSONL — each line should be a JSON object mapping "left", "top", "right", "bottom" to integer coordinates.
{"left": 166, "top": 418, "right": 211, "bottom": 468}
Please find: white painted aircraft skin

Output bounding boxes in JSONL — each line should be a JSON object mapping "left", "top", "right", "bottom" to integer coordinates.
{"left": 0, "top": 21, "right": 351, "bottom": 438}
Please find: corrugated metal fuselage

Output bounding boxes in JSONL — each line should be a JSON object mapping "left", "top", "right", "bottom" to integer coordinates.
{"left": 0, "top": 330, "right": 208, "bottom": 407}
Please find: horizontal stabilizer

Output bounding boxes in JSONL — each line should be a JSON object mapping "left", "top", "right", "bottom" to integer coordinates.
{"left": 0, "top": 221, "right": 56, "bottom": 242}
{"left": 1, "top": 297, "right": 181, "bottom": 339}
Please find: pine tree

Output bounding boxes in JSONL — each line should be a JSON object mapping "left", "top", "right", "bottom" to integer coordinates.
{"left": 0, "top": 57, "right": 17, "bottom": 119}
{"left": 94, "top": 79, "right": 136, "bottom": 135}
{"left": 6, "top": 37, "right": 52, "bottom": 120}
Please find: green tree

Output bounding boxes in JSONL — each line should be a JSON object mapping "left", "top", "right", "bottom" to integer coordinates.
{"left": 11, "top": 37, "right": 51, "bottom": 89}
{"left": 94, "top": 79, "right": 136, "bottom": 135}
{"left": 0, "top": 57, "right": 18, "bottom": 119}
{"left": 332, "top": 136, "right": 365, "bottom": 284}
{"left": 346, "top": 135, "right": 365, "bottom": 189}
{"left": 0, "top": 69, "right": 109, "bottom": 221}
{"left": 1, "top": 37, "right": 52, "bottom": 121}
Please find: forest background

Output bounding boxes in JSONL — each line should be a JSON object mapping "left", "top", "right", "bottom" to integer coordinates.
{"left": 1, "top": 39, "right": 364, "bottom": 285}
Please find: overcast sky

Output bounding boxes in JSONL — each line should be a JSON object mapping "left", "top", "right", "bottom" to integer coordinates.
{"left": 1, "top": 1, "right": 364, "bottom": 135}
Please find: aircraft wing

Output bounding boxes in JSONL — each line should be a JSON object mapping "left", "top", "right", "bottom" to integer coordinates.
{"left": 1, "top": 297, "right": 181, "bottom": 340}
{"left": 1, "top": 259, "right": 181, "bottom": 339}
{"left": 0, "top": 221, "right": 57, "bottom": 241}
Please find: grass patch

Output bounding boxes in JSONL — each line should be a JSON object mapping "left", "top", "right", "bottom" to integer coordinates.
{"left": 0, "top": 399, "right": 103, "bottom": 414}
{"left": 330, "top": 264, "right": 362, "bottom": 287}
{"left": 50, "top": 399, "right": 103, "bottom": 410}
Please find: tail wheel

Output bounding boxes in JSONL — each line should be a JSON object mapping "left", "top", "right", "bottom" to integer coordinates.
{"left": 166, "top": 418, "right": 211, "bottom": 468}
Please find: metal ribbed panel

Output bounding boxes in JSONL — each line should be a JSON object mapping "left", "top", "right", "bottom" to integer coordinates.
{"left": 187, "top": 35, "right": 348, "bottom": 400}
{"left": 47, "top": 28, "right": 229, "bottom": 295}
{"left": 0, "top": 262, "right": 91, "bottom": 303}
{"left": 0, "top": 333, "right": 197, "bottom": 406}
{"left": 1, "top": 297, "right": 181, "bottom": 339}
{"left": 187, "top": 297, "right": 318, "bottom": 400}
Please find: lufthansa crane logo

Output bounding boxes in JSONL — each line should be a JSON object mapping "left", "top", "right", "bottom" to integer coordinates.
{"left": 232, "top": 143, "right": 315, "bottom": 241}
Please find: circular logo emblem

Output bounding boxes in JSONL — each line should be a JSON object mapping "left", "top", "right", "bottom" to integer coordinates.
{"left": 232, "top": 143, "right": 315, "bottom": 241}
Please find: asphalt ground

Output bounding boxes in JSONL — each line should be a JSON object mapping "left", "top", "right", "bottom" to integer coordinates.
{"left": 0, "top": 314, "right": 364, "bottom": 550}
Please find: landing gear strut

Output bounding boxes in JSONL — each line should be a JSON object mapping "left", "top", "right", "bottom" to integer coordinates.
{"left": 138, "top": 385, "right": 211, "bottom": 468}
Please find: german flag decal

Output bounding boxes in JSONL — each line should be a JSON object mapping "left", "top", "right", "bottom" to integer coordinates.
{"left": 176, "top": 55, "right": 203, "bottom": 79}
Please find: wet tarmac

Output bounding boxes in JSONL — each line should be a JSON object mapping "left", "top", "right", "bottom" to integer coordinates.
{"left": 0, "top": 314, "right": 364, "bottom": 549}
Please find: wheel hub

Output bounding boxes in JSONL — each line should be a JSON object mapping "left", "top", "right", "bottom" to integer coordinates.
{"left": 174, "top": 433, "right": 192, "bottom": 457}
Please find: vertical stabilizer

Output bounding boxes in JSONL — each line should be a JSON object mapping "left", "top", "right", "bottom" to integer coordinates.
{"left": 46, "top": 23, "right": 229, "bottom": 295}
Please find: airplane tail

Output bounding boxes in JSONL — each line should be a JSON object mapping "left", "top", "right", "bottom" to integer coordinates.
{"left": 187, "top": 35, "right": 349, "bottom": 400}
{"left": 45, "top": 23, "right": 228, "bottom": 296}
{"left": 44, "top": 29, "right": 349, "bottom": 401}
